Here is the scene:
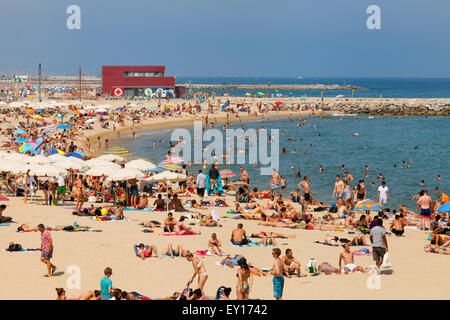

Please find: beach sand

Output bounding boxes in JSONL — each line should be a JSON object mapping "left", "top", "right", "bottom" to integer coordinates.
{"left": 0, "top": 193, "right": 448, "bottom": 300}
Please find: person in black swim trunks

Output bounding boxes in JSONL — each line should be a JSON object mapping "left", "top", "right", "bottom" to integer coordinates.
{"left": 231, "top": 223, "right": 249, "bottom": 245}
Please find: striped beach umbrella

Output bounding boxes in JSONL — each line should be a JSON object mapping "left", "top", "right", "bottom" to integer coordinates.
{"left": 104, "top": 147, "right": 132, "bottom": 156}
{"left": 354, "top": 199, "right": 384, "bottom": 211}
{"left": 160, "top": 163, "right": 182, "bottom": 171}
{"left": 220, "top": 169, "right": 235, "bottom": 177}
{"left": 161, "top": 157, "right": 184, "bottom": 165}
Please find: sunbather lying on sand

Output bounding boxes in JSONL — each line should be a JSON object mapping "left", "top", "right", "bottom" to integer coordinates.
{"left": 138, "top": 220, "right": 161, "bottom": 228}
{"left": 162, "top": 243, "right": 186, "bottom": 258}
{"left": 134, "top": 243, "right": 160, "bottom": 260}
{"left": 17, "top": 223, "right": 63, "bottom": 232}
{"left": 318, "top": 262, "right": 341, "bottom": 275}
{"left": 56, "top": 288, "right": 101, "bottom": 300}
{"left": 250, "top": 231, "right": 296, "bottom": 239}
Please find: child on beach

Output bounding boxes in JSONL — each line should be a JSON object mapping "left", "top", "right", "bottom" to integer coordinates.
{"left": 100, "top": 267, "right": 114, "bottom": 300}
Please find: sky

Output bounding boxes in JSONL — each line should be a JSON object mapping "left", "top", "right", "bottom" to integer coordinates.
{"left": 1, "top": 0, "right": 450, "bottom": 78}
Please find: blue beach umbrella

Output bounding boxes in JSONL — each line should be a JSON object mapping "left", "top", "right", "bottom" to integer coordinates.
{"left": 66, "top": 152, "right": 83, "bottom": 159}
{"left": 13, "top": 138, "right": 29, "bottom": 143}
{"left": 436, "top": 202, "right": 450, "bottom": 213}
{"left": 57, "top": 124, "right": 71, "bottom": 130}
{"left": 13, "top": 129, "right": 27, "bottom": 134}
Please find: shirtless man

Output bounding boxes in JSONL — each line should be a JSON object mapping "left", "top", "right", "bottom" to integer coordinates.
{"left": 356, "top": 180, "right": 366, "bottom": 202}
{"left": 163, "top": 212, "right": 177, "bottom": 232}
{"left": 417, "top": 190, "right": 432, "bottom": 231}
{"left": 240, "top": 167, "right": 249, "bottom": 184}
{"left": 270, "top": 169, "right": 281, "bottom": 196}
{"left": 271, "top": 248, "right": 287, "bottom": 300}
{"left": 390, "top": 214, "right": 405, "bottom": 236}
{"left": 107, "top": 205, "right": 124, "bottom": 219}
{"left": 332, "top": 175, "right": 345, "bottom": 200}
{"left": 282, "top": 249, "right": 306, "bottom": 277}
{"left": 338, "top": 243, "right": 365, "bottom": 274}
{"left": 318, "top": 262, "right": 341, "bottom": 275}
{"left": 137, "top": 194, "right": 148, "bottom": 209}
{"left": 299, "top": 176, "right": 312, "bottom": 212}
{"left": 231, "top": 223, "right": 249, "bottom": 245}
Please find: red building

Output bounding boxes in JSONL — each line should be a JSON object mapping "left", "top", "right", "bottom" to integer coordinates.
{"left": 101, "top": 66, "right": 185, "bottom": 98}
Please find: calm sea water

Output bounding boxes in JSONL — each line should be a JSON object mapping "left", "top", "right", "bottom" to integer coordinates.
{"left": 177, "top": 77, "right": 450, "bottom": 99}
{"left": 117, "top": 115, "right": 449, "bottom": 210}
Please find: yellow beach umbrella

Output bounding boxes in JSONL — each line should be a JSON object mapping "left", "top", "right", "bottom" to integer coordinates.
{"left": 32, "top": 115, "right": 43, "bottom": 121}
{"left": 25, "top": 109, "right": 35, "bottom": 113}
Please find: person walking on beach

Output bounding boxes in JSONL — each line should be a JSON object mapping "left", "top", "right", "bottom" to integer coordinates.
{"left": 39, "top": 224, "right": 56, "bottom": 277}
{"left": 370, "top": 218, "right": 388, "bottom": 274}
{"left": 332, "top": 175, "right": 344, "bottom": 200}
{"left": 100, "top": 267, "right": 115, "bottom": 300}
{"left": 377, "top": 181, "right": 389, "bottom": 205}
{"left": 196, "top": 170, "right": 206, "bottom": 202}
{"left": 208, "top": 163, "right": 219, "bottom": 195}
{"left": 56, "top": 175, "right": 66, "bottom": 205}
{"left": 270, "top": 169, "right": 281, "bottom": 196}
{"left": 417, "top": 190, "right": 432, "bottom": 231}
{"left": 271, "top": 248, "right": 285, "bottom": 300}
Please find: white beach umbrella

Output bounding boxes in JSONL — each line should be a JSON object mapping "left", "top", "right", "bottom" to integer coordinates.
{"left": 85, "top": 159, "right": 121, "bottom": 168}
{"left": 147, "top": 170, "right": 187, "bottom": 182}
{"left": 30, "top": 164, "right": 67, "bottom": 177}
{"left": 84, "top": 166, "right": 117, "bottom": 176}
{"left": 0, "top": 159, "right": 26, "bottom": 172}
{"left": 5, "top": 153, "right": 30, "bottom": 162}
{"left": 125, "top": 159, "right": 156, "bottom": 171}
{"left": 84, "top": 105, "right": 97, "bottom": 110}
{"left": 9, "top": 102, "right": 25, "bottom": 108}
{"left": 96, "top": 108, "right": 108, "bottom": 113}
{"left": 10, "top": 163, "right": 40, "bottom": 174}
{"left": 54, "top": 158, "right": 88, "bottom": 170}
{"left": 27, "top": 155, "right": 53, "bottom": 164}
{"left": 47, "top": 154, "right": 67, "bottom": 162}
{"left": 105, "top": 168, "right": 145, "bottom": 181}
{"left": 97, "top": 154, "right": 126, "bottom": 163}
{"left": 85, "top": 118, "right": 96, "bottom": 124}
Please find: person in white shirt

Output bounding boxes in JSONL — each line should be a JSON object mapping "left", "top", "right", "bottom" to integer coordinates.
{"left": 196, "top": 170, "right": 207, "bottom": 201}
{"left": 56, "top": 175, "right": 66, "bottom": 204}
{"left": 377, "top": 181, "right": 389, "bottom": 205}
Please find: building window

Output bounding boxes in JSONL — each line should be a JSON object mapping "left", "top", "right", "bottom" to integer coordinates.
{"left": 124, "top": 71, "right": 164, "bottom": 77}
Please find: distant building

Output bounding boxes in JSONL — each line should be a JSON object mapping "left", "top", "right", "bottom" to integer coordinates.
{"left": 101, "top": 66, "right": 185, "bottom": 98}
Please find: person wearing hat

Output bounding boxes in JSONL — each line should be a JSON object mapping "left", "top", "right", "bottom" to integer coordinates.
{"left": 236, "top": 258, "right": 252, "bottom": 300}
{"left": 133, "top": 243, "right": 159, "bottom": 260}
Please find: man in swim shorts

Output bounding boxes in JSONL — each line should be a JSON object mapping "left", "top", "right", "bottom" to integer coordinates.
{"left": 271, "top": 248, "right": 285, "bottom": 300}
{"left": 339, "top": 243, "right": 365, "bottom": 274}
{"left": 230, "top": 223, "right": 249, "bottom": 245}
{"left": 417, "top": 190, "right": 432, "bottom": 231}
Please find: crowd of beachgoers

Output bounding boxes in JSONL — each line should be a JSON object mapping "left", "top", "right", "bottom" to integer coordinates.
{"left": 0, "top": 96, "right": 449, "bottom": 300}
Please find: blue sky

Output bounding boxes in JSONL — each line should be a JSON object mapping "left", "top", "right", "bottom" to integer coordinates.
{"left": 1, "top": 0, "right": 450, "bottom": 77}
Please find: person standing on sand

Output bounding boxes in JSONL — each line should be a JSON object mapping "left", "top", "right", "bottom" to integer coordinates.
{"left": 39, "top": 224, "right": 56, "bottom": 277}
{"left": 270, "top": 169, "right": 281, "bottom": 196}
{"left": 100, "top": 267, "right": 114, "bottom": 300}
{"left": 332, "top": 175, "right": 345, "bottom": 200}
{"left": 369, "top": 218, "right": 388, "bottom": 274}
{"left": 105, "top": 139, "right": 109, "bottom": 151}
{"left": 417, "top": 190, "right": 432, "bottom": 231}
{"left": 271, "top": 248, "right": 285, "bottom": 300}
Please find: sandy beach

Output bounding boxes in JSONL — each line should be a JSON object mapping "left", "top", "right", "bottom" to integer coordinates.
{"left": 1, "top": 193, "right": 449, "bottom": 300}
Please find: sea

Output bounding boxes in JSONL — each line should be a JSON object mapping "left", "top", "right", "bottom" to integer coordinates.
{"left": 177, "top": 77, "right": 450, "bottom": 99}
{"left": 117, "top": 114, "right": 450, "bottom": 211}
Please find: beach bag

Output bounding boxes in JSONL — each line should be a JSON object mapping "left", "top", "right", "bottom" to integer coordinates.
{"left": 307, "top": 258, "right": 317, "bottom": 273}
{"left": 211, "top": 210, "right": 219, "bottom": 221}
{"left": 329, "top": 205, "right": 338, "bottom": 213}
{"left": 63, "top": 226, "right": 74, "bottom": 231}
{"left": 381, "top": 252, "right": 392, "bottom": 268}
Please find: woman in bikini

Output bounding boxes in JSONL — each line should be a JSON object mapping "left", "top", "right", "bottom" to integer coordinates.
{"left": 236, "top": 259, "right": 252, "bottom": 300}
{"left": 74, "top": 175, "right": 84, "bottom": 213}
{"left": 175, "top": 216, "right": 200, "bottom": 235}
{"left": 185, "top": 251, "right": 208, "bottom": 291}
{"left": 56, "top": 288, "right": 101, "bottom": 300}
{"left": 208, "top": 233, "right": 226, "bottom": 255}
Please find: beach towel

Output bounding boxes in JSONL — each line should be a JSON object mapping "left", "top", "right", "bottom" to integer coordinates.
{"left": 424, "top": 245, "right": 449, "bottom": 255}
{"left": 129, "top": 291, "right": 152, "bottom": 300}
{"left": 161, "top": 232, "right": 198, "bottom": 236}
{"left": 427, "top": 233, "right": 450, "bottom": 242}
{"left": 123, "top": 208, "right": 156, "bottom": 212}
{"left": 353, "top": 248, "right": 372, "bottom": 256}
{"left": 3, "top": 248, "right": 40, "bottom": 253}
{"left": 0, "top": 194, "right": 9, "bottom": 201}
{"left": 180, "top": 281, "right": 192, "bottom": 298}
{"left": 0, "top": 223, "right": 10, "bottom": 227}
{"left": 229, "top": 241, "right": 273, "bottom": 247}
